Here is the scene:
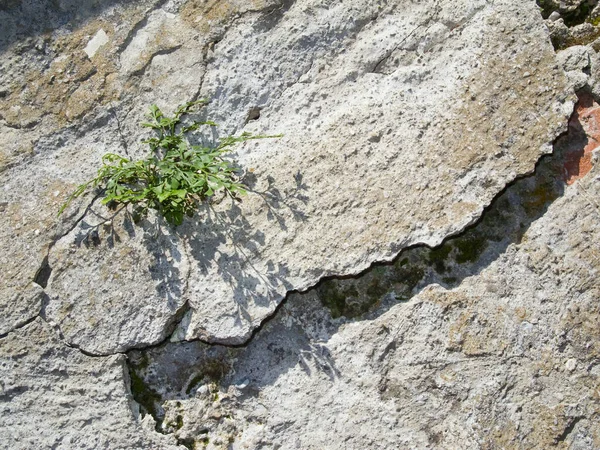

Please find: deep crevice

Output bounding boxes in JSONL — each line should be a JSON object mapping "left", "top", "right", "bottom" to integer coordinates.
{"left": 130, "top": 45, "right": 184, "bottom": 78}
{"left": 128, "top": 91, "right": 580, "bottom": 354}
{"left": 116, "top": 0, "right": 172, "bottom": 54}
{"left": 537, "top": 0, "right": 595, "bottom": 27}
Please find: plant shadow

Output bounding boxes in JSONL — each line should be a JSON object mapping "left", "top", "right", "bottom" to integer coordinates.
{"left": 71, "top": 202, "right": 189, "bottom": 314}
{"left": 169, "top": 169, "right": 309, "bottom": 327}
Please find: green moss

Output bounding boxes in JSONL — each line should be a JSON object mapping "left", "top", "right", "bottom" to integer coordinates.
{"left": 563, "top": 2, "right": 592, "bottom": 27}
{"left": 589, "top": 15, "right": 600, "bottom": 26}
{"left": 185, "top": 374, "right": 205, "bottom": 395}
{"left": 522, "top": 178, "right": 560, "bottom": 218}
{"left": 167, "top": 415, "right": 184, "bottom": 431}
{"left": 185, "top": 360, "right": 230, "bottom": 395}
{"left": 442, "top": 276, "right": 457, "bottom": 285}
{"left": 345, "top": 285, "right": 360, "bottom": 298}
{"left": 318, "top": 274, "right": 387, "bottom": 319}
{"left": 128, "top": 368, "right": 162, "bottom": 424}
{"left": 477, "top": 203, "right": 511, "bottom": 242}
{"left": 427, "top": 244, "right": 453, "bottom": 273}
{"left": 317, "top": 283, "right": 348, "bottom": 319}
{"left": 365, "top": 277, "right": 388, "bottom": 301}
{"left": 454, "top": 234, "right": 487, "bottom": 264}
{"left": 389, "top": 263, "right": 425, "bottom": 301}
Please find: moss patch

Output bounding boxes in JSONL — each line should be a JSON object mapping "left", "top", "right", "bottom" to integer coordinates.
{"left": 391, "top": 264, "right": 425, "bottom": 293}
{"left": 522, "top": 177, "right": 560, "bottom": 218}
{"left": 128, "top": 368, "right": 162, "bottom": 424}
{"left": 427, "top": 244, "right": 452, "bottom": 273}
{"left": 185, "top": 359, "right": 230, "bottom": 395}
{"left": 318, "top": 276, "right": 384, "bottom": 319}
{"left": 454, "top": 234, "right": 488, "bottom": 264}
{"left": 318, "top": 283, "right": 351, "bottom": 319}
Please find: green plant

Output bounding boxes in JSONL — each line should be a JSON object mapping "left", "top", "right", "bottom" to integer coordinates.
{"left": 59, "top": 100, "right": 280, "bottom": 226}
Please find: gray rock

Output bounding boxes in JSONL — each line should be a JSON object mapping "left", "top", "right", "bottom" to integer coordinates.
{"left": 0, "top": 318, "right": 182, "bottom": 449}
{"left": 45, "top": 207, "right": 190, "bottom": 355}
{"left": 38, "top": 0, "right": 572, "bottom": 353}
{"left": 0, "top": 0, "right": 598, "bottom": 448}
{"left": 557, "top": 45, "right": 592, "bottom": 90}
{"left": 549, "top": 11, "right": 562, "bottom": 22}
{"left": 557, "top": 45, "right": 591, "bottom": 72}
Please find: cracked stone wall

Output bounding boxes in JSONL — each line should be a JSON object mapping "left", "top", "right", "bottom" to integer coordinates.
{"left": 0, "top": 0, "right": 598, "bottom": 448}
{"left": 126, "top": 89, "right": 600, "bottom": 449}
{"left": 3, "top": 0, "right": 574, "bottom": 356}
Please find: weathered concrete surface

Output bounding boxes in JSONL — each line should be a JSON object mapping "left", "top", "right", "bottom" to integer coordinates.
{"left": 0, "top": 318, "right": 182, "bottom": 449}
{"left": 0, "top": 1, "right": 598, "bottom": 448}
{"left": 0, "top": 0, "right": 569, "bottom": 354}
{"left": 130, "top": 113, "right": 600, "bottom": 449}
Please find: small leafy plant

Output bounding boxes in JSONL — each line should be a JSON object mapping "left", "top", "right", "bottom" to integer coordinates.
{"left": 59, "top": 100, "right": 279, "bottom": 226}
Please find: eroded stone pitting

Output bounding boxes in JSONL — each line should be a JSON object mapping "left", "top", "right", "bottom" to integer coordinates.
{"left": 3, "top": 1, "right": 600, "bottom": 448}
{"left": 126, "top": 91, "right": 597, "bottom": 445}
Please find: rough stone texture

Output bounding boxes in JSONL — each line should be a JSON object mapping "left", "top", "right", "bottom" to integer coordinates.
{"left": 130, "top": 105, "right": 600, "bottom": 449}
{"left": 2, "top": 0, "right": 599, "bottom": 448}
{"left": 46, "top": 208, "right": 191, "bottom": 355}
{"left": 0, "top": 318, "right": 182, "bottom": 449}
{"left": 0, "top": 0, "right": 571, "bottom": 354}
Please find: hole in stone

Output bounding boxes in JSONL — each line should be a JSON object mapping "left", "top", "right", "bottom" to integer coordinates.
{"left": 33, "top": 256, "right": 52, "bottom": 288}
{"left": 246, "top": 107, "right": 261, "bottom": 123}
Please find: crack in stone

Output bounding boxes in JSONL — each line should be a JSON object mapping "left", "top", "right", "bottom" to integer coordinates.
{"left": 130, "top": 44, "right": 184, "bottom": 78}
{"left": 123, "top": 108, "right": 575, "bottom": 356}
{"left": 116, "top": 0, "right": 172, "bottom": 54}
{"left": 20, "top": 193, "right": 104, "bottom": 345}
{"left": 31, "top": 191, "right": 103, "bottom": 285}
{"left": 111, "top": 104, "right": 132, "bottom": 157}
{"left": 555, "top": 416, "right": 583, "bottom": 443}
{"left": 122, "top": 92, "right": 589, "bottom": 432}
{"left": 0, "top": 314, "right": 39, "bottom": 340}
